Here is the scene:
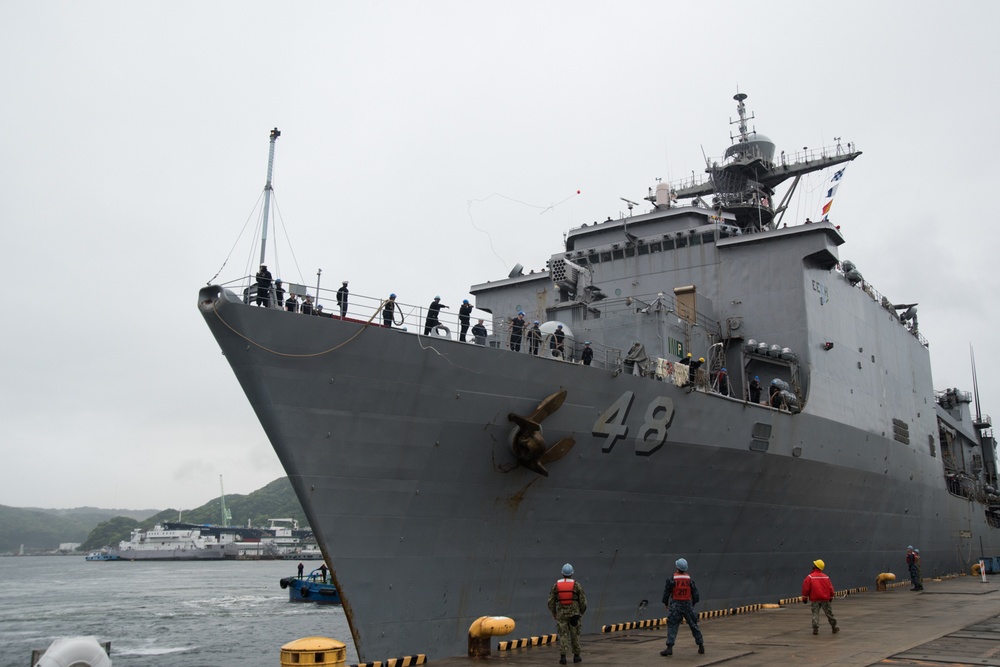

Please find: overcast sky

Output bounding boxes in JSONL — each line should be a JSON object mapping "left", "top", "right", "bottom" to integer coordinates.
{"left": 3, "top": 2, "right": 998, "bottom": 511}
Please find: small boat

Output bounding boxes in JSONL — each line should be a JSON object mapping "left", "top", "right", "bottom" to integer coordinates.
{"left": 280, "top": 567, "right": 340, "bottom": 604}
{"left": 84, "top": 549, "right": 119, "bottom": 561}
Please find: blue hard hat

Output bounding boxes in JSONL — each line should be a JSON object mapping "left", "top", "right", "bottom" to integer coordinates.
{"left": 463, "top": 299, "right": 469, "bottom": 304}
{"left": 585, "top": 341, "right": 591, "bottom": 345}
{"left": 754, "top": 376, "right": 759, "bottom": 380}
{"left": 534, "top": 320, "right": 540, "bottom": 324}
{"left": 562, "top": 563, "right": 574, "bottom": 577}
{"left": 390, "top": 293, "right": 396, "bottom": 298}
{"left": 675, "top": 558, "right": 688, "bottom": 572}
{"left": 434, "top": 295, "right": 440, "bottom": 300}
{"left": 721, "top": 367, "right": 727, "bottom": 372}
{"left": 518, "top": 311, "right": 525, "bottom": 315}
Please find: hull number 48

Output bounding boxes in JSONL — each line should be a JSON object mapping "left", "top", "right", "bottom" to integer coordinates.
{"left": 592, "top": 391, "right": 675, "bottom": 456}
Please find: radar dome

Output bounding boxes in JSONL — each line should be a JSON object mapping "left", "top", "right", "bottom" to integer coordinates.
{"left": 725, "top": 133, "right": 777, "bottom": 165}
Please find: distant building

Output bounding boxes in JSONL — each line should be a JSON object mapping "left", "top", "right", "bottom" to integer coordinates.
{"left": 59, "top": 543, "right": 82, "bottom": 552}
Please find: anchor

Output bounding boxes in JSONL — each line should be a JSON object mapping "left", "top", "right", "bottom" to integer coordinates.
{"left": 507, "top": 389, "right": 576, "bottom": 476}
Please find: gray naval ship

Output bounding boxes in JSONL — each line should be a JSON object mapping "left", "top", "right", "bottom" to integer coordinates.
{"left": 199, "top": 94, "right": 999, "bottom": 661}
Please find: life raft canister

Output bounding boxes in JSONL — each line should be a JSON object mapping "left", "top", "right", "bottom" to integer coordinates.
{"left": 557, "top": 578, "right": 576, "bottom": 605}
{"left": 672, "top": 573, "right": 693, "bottom": 601}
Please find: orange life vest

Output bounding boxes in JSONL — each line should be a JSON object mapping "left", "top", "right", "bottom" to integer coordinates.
{"left": 672, "top": 573, "right": 692, "bottom": 601}
{"left": 557, "top": 578, "right": 576, "bottom": 605}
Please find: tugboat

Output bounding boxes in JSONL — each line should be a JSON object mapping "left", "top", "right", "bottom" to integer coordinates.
{"left": 280, "top": 566, "right": 340, "bottom": 604}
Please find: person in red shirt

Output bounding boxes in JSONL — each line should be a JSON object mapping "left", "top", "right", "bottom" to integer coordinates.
{"left": 801, "top": 559, "right": 840, "bottom": 635}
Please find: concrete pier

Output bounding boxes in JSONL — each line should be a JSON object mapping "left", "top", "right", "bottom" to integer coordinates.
{"left": 420, "top": 575, "right": 1000, "bottom": 667}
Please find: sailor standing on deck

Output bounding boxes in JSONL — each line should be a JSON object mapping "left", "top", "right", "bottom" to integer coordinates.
{"left": 749, "top": 376, "right": 762, "bottom": 404}
{"left": 255, "top": 264, "right": 272, "bottom": 307}
{"left": 510, "top": 312, "right": 526, "bottom": 351}
{"left": 551, "top": 324, "right": 566, "bottom": 358}
{"left": 458, "top": 299, "right": 473, "bottom": 341}
{"left": 525, "top": 320, "right": 542, "bottom": 355}
{"left": 274, "top": 280, "right": 285, "bottom": 310}
{"left": 424, "top": 296, "right": 448, "bottom": 335}
{"left": 471, "top": 319, "right": 488, "bottom": 345}
{"left": 548, "top": 563, "right": 587, "bottom": 664}
{"left": 382, "top": 294, "right": 396, "bottom": 328}
{"left": 661, "top": 558, "right": 704, "bottom": 656}
{"left": 716, "top": 367, "right": 730, "bottom": 396}
{"left": 336, "top": 281, "right": 349, "bottom": 318}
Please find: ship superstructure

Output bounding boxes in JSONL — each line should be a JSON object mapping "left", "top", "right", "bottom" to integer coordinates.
{"left": 198, "top": 95, "right": 998, "bottom": 660}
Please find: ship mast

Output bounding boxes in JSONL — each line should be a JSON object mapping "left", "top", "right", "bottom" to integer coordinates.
{"left": 671, "top": 93, "right": 862, "bottom": 231}
{"left": 259, "top": 127, "right": 281, "bottom": 267}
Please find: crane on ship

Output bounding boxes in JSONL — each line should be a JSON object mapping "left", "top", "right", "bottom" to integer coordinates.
{"left": 219, "top": 475, "right": 232, "bottom": 527}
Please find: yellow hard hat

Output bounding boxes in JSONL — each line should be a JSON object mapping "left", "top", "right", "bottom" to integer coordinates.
{"left": 813, "top": 559, "right": 825, "bottom": 570}
{"left": 699, "top": 357, "right": 705, "bottom": 363}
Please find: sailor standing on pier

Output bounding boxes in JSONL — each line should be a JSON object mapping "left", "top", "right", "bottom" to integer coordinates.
{"left": 548, "top": 563, "right": 587, "bottom": 664}
{"left": 661, "top": 558, "right": 705, "bottom": 656}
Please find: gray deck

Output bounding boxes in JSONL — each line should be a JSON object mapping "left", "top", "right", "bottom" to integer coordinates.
{"left": 418, "top": 575, "right": 1000, "bottom": 667}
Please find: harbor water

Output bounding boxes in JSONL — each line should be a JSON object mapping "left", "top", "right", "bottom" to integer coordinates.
{"left": 0, "top": 556, "right": 356, "bottom": 667}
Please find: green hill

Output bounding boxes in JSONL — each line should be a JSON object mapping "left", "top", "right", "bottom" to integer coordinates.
{"left": 3, "top": 478, "right": 305, "bottom": 553}
{"left": 144, "top": 477, "right": 306, "bottom": 529}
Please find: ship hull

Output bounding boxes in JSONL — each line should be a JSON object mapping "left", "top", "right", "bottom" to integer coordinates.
{"left": 200, "top": 288, "right": 996, "bottom": 660}
{"left": 109, "top": 547, "right": 227, "bottom": 561}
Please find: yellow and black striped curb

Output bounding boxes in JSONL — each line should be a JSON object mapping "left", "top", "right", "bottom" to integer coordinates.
{"left": 602, "top": 618, "right": 664, "bottom": 633}
{"left": 349, "top": 655, "right": 426, "bottom": 667}
{"left": 498, "top": 634, "right": 558, "bottom": 651}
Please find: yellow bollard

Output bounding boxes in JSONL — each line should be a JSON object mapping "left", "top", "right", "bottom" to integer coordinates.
{"left": 468, "top": 616, "right": 516, "bottom": 658}
{"left": 876, "top": 573, "right": 896, "bottom": 591}
{"left": 280, "top": 637, "right": 346, "bottom": 666}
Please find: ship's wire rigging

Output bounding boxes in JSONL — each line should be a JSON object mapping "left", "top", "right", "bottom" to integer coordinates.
{"left": 206, "top": 190, "right": 266, "bottom": 285}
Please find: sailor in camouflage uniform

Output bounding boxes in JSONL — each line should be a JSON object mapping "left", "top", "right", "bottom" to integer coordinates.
{"left": 548, "top": 562, "right": 587, "bottom": 664}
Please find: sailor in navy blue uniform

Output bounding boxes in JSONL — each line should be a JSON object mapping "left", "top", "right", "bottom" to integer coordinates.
{"left": 661, "top": 558, "right": 704, "bottom": 656}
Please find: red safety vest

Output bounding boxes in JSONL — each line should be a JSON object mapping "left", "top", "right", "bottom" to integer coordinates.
{"left": 672, "top": 573, "right": 692, "bottom": 601}
{"left": 557, "top": 578, "right": 576, "bottom": 605}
